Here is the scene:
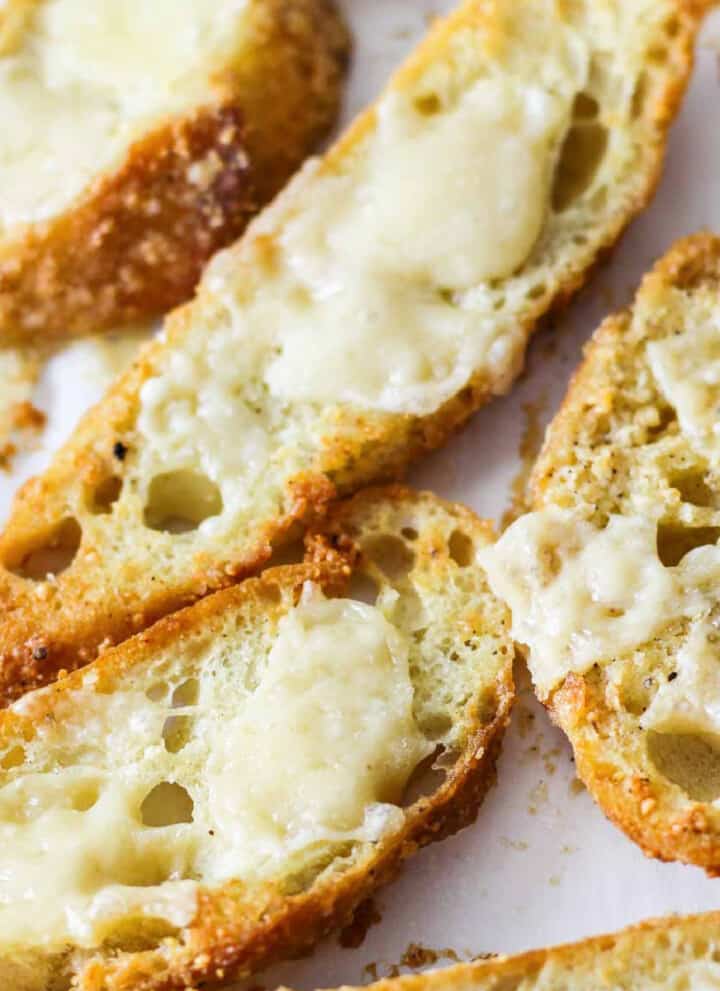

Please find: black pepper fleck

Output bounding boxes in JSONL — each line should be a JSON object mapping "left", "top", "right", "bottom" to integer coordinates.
{"left": 32, "top": 646, "right": 48, "bottom": 661}
{"left": 113, "top": 441, "right": 128, "bottom": 461}
{"left": 668, "top": 671, "right": 678, "bottom": 682}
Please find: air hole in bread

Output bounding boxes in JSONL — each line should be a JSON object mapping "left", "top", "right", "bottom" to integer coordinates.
{"left": 526, "top": 283, "right": 546, "bottom": 301}
{"left": 347, "top": 572, "right": 379, "bottom": 605}
{"left": 647, "top": 731, "right": 720, "bottom": 802}
{"left": 413, "top": 92, "right": 441, "bottom": 116}
{"left": 401, "top": 748, "right": 446, "bottom": 807}
{"left": 72, "top": 782, "right": 101, "bottom": 812}
{"left": 401, "top": 526, "right": 419, "bottom": 541}
{"left": 144, "top": 470, "right": 222, "bottom": 533}
{"left": 656, "top": 523, "right": 720, "bottom": 567}
{"left": 420, "top": 711, "right": 453, "bottom": 739}
{"left": 645, "top": 404, "right": 676, "bottom": 440}
{"left": 146, "top": 682, "right": 168, "bottom": 702}
{"left": 551, "top": 121, "right": 608, "bottom": 212}
{"left": 90, "top": 475, "right": 122, "bottom": 514}
{"left": 4, "top": 516, "right": 82, "bottom": 580}
{"left": 172, "top": 679, "right": 199, "bottom": 708}
{"left": 0, "top": 746, "right": 25, "bottom": 770}
{"left": 669, "top": 470, "right": 717, "bottom": 509}
{"left": 665, "top": 15, "right": 680, "bottom": 39}
{"left": 572, "top": 91, "right": 599, "bottom": 119}
{"left": 648, "top": 44, "right": 668, "bottom": 66}
{"left": 162, "top": 716, "right": 194, "bottom": 754}
{"left": 140, "top": 782, "right": 194, "bottom": 827}
{"left": 363, "top": 535, "right": 415, "bottom": 580}
{"left": 448, "top": 529, "right": 474, "bottom": 567}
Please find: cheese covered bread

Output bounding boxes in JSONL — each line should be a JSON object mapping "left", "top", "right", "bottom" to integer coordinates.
{"left": 0, "top": 0, "right": 348, "bottom": 344}
{"left": 304, "top": 912, "right": 720, "bottom": 991}
{"left": 482, "top": 234, "right": 720, "bottom": 872}
{"left": 0, "top": 487, "right": 513, "bottom": 991}
{"left": 0, "top": 0, "right": 706, "bottom": 698}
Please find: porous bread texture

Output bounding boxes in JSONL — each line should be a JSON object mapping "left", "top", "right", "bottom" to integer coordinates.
{"left": 0, "top": 0, "right": 705, "bottom": 701}
{"left": 0, "top": 0, "right": 349, "bottom": 345}
{"left": 307, "top": 912, "right": 720, "bottom": 991}
{"left": 0, "top": 486, "right": 513, "bottom": 991}
{"left": 529, "top": 233, "right": 720, "bottom": 871}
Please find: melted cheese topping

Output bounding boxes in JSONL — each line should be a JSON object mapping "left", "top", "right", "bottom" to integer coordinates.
{"left": 647, "top": 317, "right": 720, "bottom": 452}
{"left": 642, "top": 620, "right": 720, "bottom": 737}
{"left": 138, "top": 65, "right": 583, "bottom": 514}
{"left": 0, "top": 0, "right": 248, "bottom": 230}
{"left": 263, "top": 81, "right": 568, "bottom": 414}
{"left": 0, "top": 586, "right": 428, "bottom": 950}
{"left": 480, "top": 510, "right": 720, "bottom": 698}
{"left": 202, "top": 590, "right": 430, "bottom": 879}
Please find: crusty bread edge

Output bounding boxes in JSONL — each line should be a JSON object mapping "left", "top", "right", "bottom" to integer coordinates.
{"left": 529, "top": 233, "right": 720, "bottom": 873}
{"left": 0, "top": 0, "right": 349, "bottom": 346}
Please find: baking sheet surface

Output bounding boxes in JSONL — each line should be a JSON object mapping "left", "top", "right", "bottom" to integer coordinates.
{"left": 2, "top": 2, "right": 720, "bottom": 986}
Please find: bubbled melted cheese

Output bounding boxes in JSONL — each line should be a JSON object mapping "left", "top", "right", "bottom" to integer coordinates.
{"left": 0, "top": 586, "right": 429, "bottom": 950}
{"left": 641, "top": 620, "right": 720, "bottom": 737}
{"left": 647, "top": 314, "right": 720, "bottom": 454}
{"left": 0, "top": 0, "right": 248, "bottom": 230}
{"left": 480, "top": 509, "right": 720, "bottom": 699}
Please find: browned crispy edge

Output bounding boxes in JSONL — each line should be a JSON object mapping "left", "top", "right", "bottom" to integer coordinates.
{"left": 0, "top": 0, "right": 706, "bottom": 704}
{"left": 0, "top": 0, "right": 349, "bottom": 346}
{"left": 0, "top": 486, "right": 514, "bottom": 991}
{"left": 529, "top": 234, "right": 720, "bottom": 873}
{"left": 305, "top": 911, "right": 720, "bottom": 991}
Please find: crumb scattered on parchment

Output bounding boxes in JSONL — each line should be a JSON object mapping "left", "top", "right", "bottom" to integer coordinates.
{"left": 500, "top": 836, "right": 529, "bottom": 852}
{"left": 528, "top": 780, "right": 548, "bottom": 815}
{"left": 548, "top": 875, "right": 561, "bottom": 887}
{"left": 362, "top": 943, "right": 496, "bottom": 983}
{"left": 561, "top": 844, "right": 578, "bottom": 855}
{"left": 0, "top": 346, "right": 45, "bottom": 471}
{"left": 516, "top": 703, "right": 536, "bottom": 739}
{"left": 339, "top": 898, "right": 383, "bottom": 949}
{"left": 0, "top": 324, "right": 153, "bottom": 473}
{"left": 569, "top": 776, "right": 586, "bottom": 797}
{"left": 501, "top": 394, "right": 548, "bottom": 530}
{"left": 542, "top": 747, "right": 561, "bottom": 776}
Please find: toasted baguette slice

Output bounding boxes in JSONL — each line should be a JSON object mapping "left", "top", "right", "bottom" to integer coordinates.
{"left": 0, "top": 0, "right": 705, "bottom": 700}
{"left": 304, "top": 912, "right": 720, "bottom": 991}
{"left": 0, "top": 487, "right": 513, "bottom": 991}
{"left": 0, "top": 0, "right": 348, "bottom": 346}
{"left": 481, "top": 234, "right": 720, "bottom": 872}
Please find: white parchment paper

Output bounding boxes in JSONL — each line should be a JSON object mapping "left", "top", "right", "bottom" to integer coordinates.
{"left": 1, "top": 2, "right": 720, "bottom": 986}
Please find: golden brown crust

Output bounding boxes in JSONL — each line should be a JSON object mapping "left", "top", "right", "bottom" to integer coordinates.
{"left": 308, "top": 911, "right": 720, "bottom": 991}
{"left": 0, "top": 0, "right": 706, "bottom": 705}
{"left": 530, "top": 234, "right": 720, "bottom": 873}
{"left": 0, "top": 486, "right": 514, "bottom": 991}
{"left": 0, "top": 0, "right": 349, "bottom": 345}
